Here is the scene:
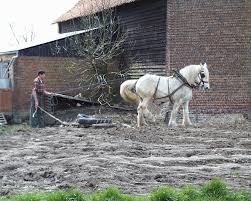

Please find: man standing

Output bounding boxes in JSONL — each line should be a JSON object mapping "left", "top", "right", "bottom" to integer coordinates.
{"left": 30, "top": 71, "right": 53, "bottom": 128}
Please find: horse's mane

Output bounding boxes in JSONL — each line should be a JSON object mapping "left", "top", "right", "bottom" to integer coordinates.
{"left": 179, "top": 64, "right": 202, "bottom": 85}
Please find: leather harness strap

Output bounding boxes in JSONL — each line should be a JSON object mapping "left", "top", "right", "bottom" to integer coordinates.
{"left": 154, "top": 70, "right": 195, "bottom": 103}
{"left": 173, "top": 70, "right": 196, "bottom": 89}
{"left": 132, "top": 70, "right": 202, "bottom": 104}
{"left": 153, "top": 77, "right": 161, "bottom": 98}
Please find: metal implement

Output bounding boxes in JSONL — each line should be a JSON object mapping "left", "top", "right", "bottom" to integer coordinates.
{"left": 77, "top": 113, "right": 112, "bottom": 126}
{"left": 37, "top": 106, "right": 70, "bottom": 126}
{"left": 33, "top": 93, "right": 114, "bottom": 127}
{"left": 32, "top": 108, "right": 37, "bottom": 118}
{"left": 52, "top": 93, "right": 95, "bottom": 104}
{"left": 0, "top": 113, "right": 7, "bottom": 125}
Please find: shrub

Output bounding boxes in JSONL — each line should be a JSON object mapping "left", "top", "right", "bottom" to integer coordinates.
{"left": 201, "top": 178, "right": 228, "bottom": 199}
{"left": 150, "top": 186, "right": 178, "bottom": 201}
{"left": 178, "top": 185, "right": 201, "bottom": 201}
{"left": 91, "top": 187, "right": 124, "bottom": 201}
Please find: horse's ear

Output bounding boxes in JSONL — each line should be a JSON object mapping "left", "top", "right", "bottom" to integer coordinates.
{"left": 203, "top": 63, "right": 207, "bottom": 68}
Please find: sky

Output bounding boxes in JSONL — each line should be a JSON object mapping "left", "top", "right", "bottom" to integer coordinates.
{"left": 0, "top": 0, "right": 79, "bottom": 52}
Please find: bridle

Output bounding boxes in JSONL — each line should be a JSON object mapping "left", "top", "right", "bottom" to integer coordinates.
{"left": 195, "top": 70, "right": 208, "bottom": 88}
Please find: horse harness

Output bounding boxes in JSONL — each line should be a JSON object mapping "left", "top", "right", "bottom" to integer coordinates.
{"left": 153, "top": 70, "right": 207, "bottom": 104}
{"left": 132, "top": 70, "right": 207, "bottom": 104}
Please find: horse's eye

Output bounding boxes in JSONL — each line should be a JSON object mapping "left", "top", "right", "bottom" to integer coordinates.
{"left": 201, "top": 74, "right": 205, "bottom": 78}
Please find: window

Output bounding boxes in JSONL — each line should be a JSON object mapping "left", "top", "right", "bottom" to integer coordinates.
{"left": 0, "top": 62, "right": 9, "bottom": 79}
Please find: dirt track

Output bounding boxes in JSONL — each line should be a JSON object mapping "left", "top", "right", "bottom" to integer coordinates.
{"left": 0, "top": 107, "right": 250, "bottom": 196}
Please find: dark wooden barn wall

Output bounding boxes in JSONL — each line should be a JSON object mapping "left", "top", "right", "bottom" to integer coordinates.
{"left": 19, "top": 39, "right": 72, "bottom": 57}
{"left": 117, "top": 0, "right": 167, "bottom": 78}
{"left": 58, "top": 0, "right": 167, "bottom": 78}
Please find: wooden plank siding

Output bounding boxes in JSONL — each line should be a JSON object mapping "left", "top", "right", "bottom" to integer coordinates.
{"left": 18, "top": 39, "right": 71, "bottom": 57}
{"left": 58, "top": 0, "right": 167, "bottom": 79}
{"left": 113, "top": 0, "right": 167, "bottom": 78}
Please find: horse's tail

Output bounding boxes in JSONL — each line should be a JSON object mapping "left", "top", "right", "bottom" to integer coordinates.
{"left": 120, "top": 79, "right": 140, "bottom": 105}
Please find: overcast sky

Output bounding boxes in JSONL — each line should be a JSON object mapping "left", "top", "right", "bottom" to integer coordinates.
{"left": 0, "top": 0, "right": 78, "bottom": 51}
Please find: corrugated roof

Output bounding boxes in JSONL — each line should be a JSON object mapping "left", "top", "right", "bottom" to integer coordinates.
{"left": 54, "top": 0, "right": 137, "bottom": 23}
{"left": 0, "top": 29, "right": 96, "bottom": 54}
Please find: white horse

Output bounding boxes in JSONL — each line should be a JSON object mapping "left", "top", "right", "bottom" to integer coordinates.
{"left": 120, "top": 63, "right": 210, "bottom": 127}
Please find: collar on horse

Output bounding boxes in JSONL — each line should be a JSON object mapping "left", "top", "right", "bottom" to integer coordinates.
{"left": 173, "top": 70, "right": 197, "bottom": 89}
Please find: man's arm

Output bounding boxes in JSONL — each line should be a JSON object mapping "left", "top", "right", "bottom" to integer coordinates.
{"left": 44, "top": 90, "right": 53, "bottom": 96}
{"left": 32, "top": 88, "right": 39, "bottom": 109}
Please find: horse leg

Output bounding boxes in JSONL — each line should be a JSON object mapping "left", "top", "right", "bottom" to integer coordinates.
{"left": 182, "top": 101, "right": 192, "bottom": 126}
{"left": 143, "top": 99, "right": 156, "bottom": 123}
{"left": 159, "top": 102, "right": 170, "bottom": 121}
{"left": 137, "top": 98, "right": 151, "bottom": 127}
{"left": 168, "top": 101, "right": 182, "bottom": 127}
{"left": 144, "top": 108, "right": 156, "bottom": 123}
{"left": 137, "top": 101, "right": 145, "bottom": 127}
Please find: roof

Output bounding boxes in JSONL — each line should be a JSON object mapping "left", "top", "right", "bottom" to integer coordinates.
{"left": 54, "top": 0, "right": 137, "bottom": 23}
{"left": 0, "top": 29, "right": 96, "bottom": 55}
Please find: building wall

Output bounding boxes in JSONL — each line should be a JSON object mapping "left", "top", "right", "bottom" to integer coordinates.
{"left": 18, "top": 38, "right": 73, "bottom": 57}
{"left": 0, "top": 89, "right": 12, "bottom": 113}
{"left": 117, "top": 0, "right": 167, "bottom": 78}
{"left": 0, "top": 53, "right": 16, "bottom": 114}
{"left": 58, "top": 0, "right": 167, "bottom": 79}
{"left": 12, "top": 56, "right": 85, "bottom": 120}
{"left": 167, "top": 0, "right": 250, "bottom": 113}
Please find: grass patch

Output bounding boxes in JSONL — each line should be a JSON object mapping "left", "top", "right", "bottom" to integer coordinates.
{"left": 0, "top": 179, "right": 250, "bottom": 201}
{"left": 0, "top": 124, "right": 30, "bottom": 135}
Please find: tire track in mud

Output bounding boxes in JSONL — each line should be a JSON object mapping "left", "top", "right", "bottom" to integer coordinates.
{"left": 0, "top": 119, "right": 250, "bottom": 195}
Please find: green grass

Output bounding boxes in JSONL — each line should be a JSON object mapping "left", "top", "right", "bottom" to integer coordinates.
{"left": 0, "top": 124, "right": 30, "bottom": 135}
{"left": 0, "top": 179, "right": 250, "bottom": 201}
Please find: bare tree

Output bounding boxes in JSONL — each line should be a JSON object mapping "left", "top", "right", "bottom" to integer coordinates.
{"left": 9, "top": 23, "right": 36, "bottom": 45}
{"left": 22, "top": 25, "right": 36, "bottom": 43}
{"left": 52, "top": 0, "right": 129, "bottom": 105}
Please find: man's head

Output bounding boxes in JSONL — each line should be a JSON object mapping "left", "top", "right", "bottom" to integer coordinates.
{"left": 38, "top": 71, "right": 46, "bottom": 80}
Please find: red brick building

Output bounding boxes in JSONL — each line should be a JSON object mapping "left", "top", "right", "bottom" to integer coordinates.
{"left": 0, "top": 32, "right": 89, "bottom": 122}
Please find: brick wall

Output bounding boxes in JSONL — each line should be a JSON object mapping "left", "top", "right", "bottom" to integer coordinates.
{"left": 0, "top": 89, "right": 12, "bottom": 112}
{"left": 167, "top": 0, "right": 250, "bottom": 113}
{"left": 12, "top": 56, "right": 85, "bottom": 117}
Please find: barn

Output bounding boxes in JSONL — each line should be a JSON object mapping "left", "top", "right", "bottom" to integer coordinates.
{"left": 55, "top": 0, "right": 250, "bottom": 114}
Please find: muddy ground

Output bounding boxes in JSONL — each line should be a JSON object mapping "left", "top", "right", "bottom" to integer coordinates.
{"left": 0, "top": 106, "right": 250, "bottom": 196}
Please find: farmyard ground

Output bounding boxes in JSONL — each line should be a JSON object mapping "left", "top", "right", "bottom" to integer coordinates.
{"left": 0, "top": 106, "right": 250, "bottom": 196}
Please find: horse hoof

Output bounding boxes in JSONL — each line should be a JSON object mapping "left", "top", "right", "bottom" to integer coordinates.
{"left": 137, "top": 122, "right": 145, "bottom": 127}
{"left": 182, "top": 123, "right": 193, "bottom": 127}
{"left": 168, "top": 123, "right": 177, "bottom": 127}
{"left": 151, "top": 119, "right": 156, "bottom": 123}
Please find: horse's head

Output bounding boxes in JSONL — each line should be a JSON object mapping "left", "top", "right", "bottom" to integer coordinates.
{"left": 197, "top": 63, "right": 210, "bottom": 91}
